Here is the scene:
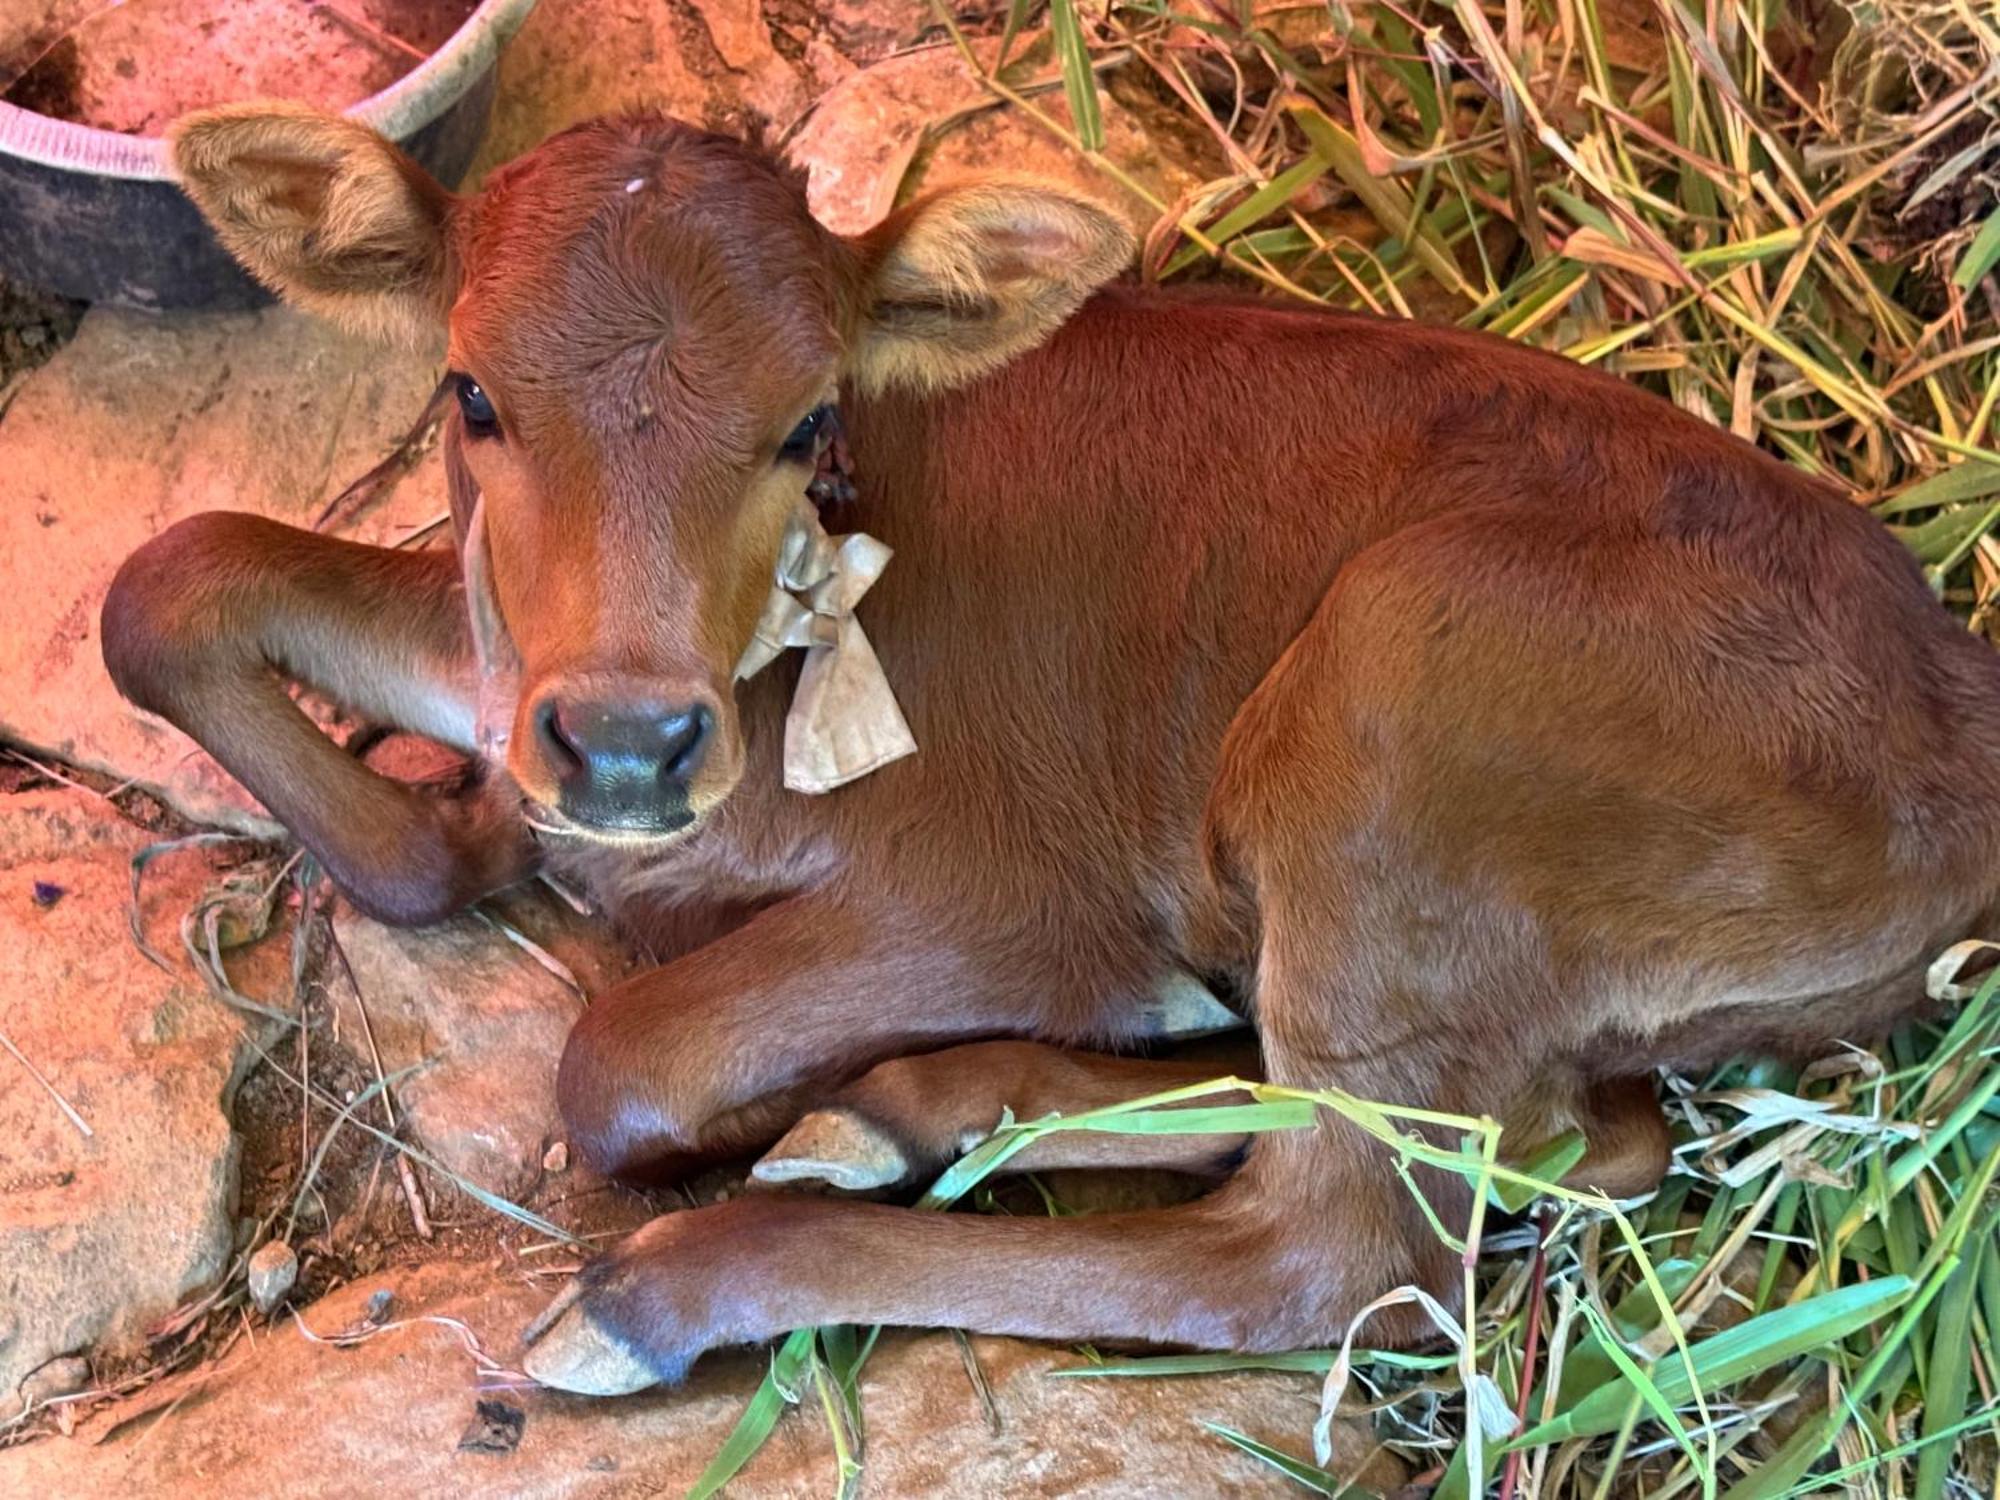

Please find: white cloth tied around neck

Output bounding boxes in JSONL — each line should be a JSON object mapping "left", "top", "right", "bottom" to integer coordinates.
{"left": 733, "top": 501, "right": 917, "bottom": 794}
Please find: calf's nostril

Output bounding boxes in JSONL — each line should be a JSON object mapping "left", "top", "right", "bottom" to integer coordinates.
{"left": 660, "top": 704, "right": 714, "bottom": 782}
{"left": 536, "top": 698, "right": 584, "bottom": 775}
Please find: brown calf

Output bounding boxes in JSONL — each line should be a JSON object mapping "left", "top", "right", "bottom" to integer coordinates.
{"left": 102, "top": 103, "right": 2000, "bottom": 1389}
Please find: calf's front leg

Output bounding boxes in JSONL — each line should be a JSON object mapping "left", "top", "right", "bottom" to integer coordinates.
{"left": 101, "top": 511, "right": 532, "bottom": 925}
{"left": 556, "top": 894, "right": 1080, "bottom": 1177}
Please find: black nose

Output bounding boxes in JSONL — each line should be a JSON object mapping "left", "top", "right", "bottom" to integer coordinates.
{"left": 535, "top": 697, "right": 713, "bottom": 830}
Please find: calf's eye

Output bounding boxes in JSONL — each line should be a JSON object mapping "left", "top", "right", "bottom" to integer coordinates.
{"left": 778, "top": 405, "right": 833, "bottom": 465}
{"left": 454, "top": 375, "right": 500, "bottom": 438}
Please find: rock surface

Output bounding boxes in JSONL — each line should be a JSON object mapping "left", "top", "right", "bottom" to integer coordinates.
{"left": 0, "top": 308, "right": 446, "bottom": 835}
{"left": 328, "top": 898, "right": 635, "bottom": 1200}
{"left": 0, "top": 791, "right": 265, "bottom": 1416}
{"left": 474, "top": 0, "right": 1011, "bottom": 174}
{"left": 472, "top": 0, "right": 793, "bottom": 173}
{"left": 787, "top": 33, "right": 1208, "bottom": 236}
{"left": 9, "top": 1355, "right": 92, "bottom": 1416}
{"left": 0, "top": 1259, "right": 1400, "bottom": 1497}
{"left": 814, "top": 0, "right": 954, "bottom": 65}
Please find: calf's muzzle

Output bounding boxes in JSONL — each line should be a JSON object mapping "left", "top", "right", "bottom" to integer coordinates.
{"left": 531, "top": 687, "right": 716, "bottom": 832}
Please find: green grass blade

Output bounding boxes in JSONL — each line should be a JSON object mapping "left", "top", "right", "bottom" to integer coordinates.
{"left": 1048, "top": 0, "right": 1102, "bottom": 152}
{"left": 1550, "top": 1260, "right": 1702, "bottom": 1407}
{"left": 1055, "top": 1350, "right": 1339, "bottom": 1377}
{"left": 1513, "top": 1275, "right": 1916, "bottom": 1446}
{"left": 1289, "top": 102, "right": 1473, "bottom": 299}
{"left": 819, "top": 1323, "right": 868, "bottom": 1441}
{"left": 1877, "top": 462, "right": 2000, "bottom": 516}
{"left": 1489, "top": 1129, "right": 1586, "bottom": 1212}
{"left": 1200, "top": 1423, "right": 1369, "bottom": 1496}
{"left": 1062, "top": 1101, "right": 1315, "bottom": 1134}
{"left": 685, "top": 1329, "right": 816, "bottom": 1500}
{"left": 1719, "top": 1399, "right": 1847, "bottom": 1500}
{"left": 1553, "top": 1297, "right": 1705, "bottom": 1473}
{"left": 994, "top": 0, "right": 1035, "bottom": 68}
{"left": 1161, "top": 152, "right": 1336, "bottom": 278}
{"left": 1954, "top": 206, "right": 2000, "bottom": 290}
{"left": 1914, "top": 1232, "right": 1986, "bottom": 1500}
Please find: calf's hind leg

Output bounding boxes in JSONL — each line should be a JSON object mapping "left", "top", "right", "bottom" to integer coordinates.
{"left": 525, "top": 911, "right": 1470, "bottom": 1392}
{"left": 1522, "top": 1076, "right": 1674, "bottom": 1201}
{"left": 747, "top": 1042, "right": 1671, "bottom": 1202}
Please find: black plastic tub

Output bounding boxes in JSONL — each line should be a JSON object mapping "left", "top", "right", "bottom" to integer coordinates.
{"left": 0, "top": 0, "right": 537, "bottom": 311}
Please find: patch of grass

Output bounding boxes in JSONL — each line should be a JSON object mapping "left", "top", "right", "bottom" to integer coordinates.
{"left": 688, "top": 1, "right": 2000, "bottom": 1494}
{"left": 946, "top": 0, "right": 2000, "bottom": 624}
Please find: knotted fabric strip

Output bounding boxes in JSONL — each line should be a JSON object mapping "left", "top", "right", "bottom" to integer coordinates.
{"left": 734, "top": 502, "right": 917, "bottom": 794}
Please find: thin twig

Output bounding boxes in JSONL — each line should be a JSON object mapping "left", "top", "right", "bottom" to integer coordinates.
{"left": 310, "top": 2, "right": 428, "bottom": 65}
{"left": 326, "top": 928, "right": 432, "bottom": 1239}
{"left": 0, "top": 1022, "right": 93, "bottom": 1137}
{"left": 1497, "top": 1209, "right": 1552, "bottom": 1500}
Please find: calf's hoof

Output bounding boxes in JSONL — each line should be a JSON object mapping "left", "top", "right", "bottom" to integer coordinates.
{"left": 749, "top": 1109, "right": 911, "bottom": 1192}
{"left": 522, "top": 1281, "right": 658, "bottom": 1396}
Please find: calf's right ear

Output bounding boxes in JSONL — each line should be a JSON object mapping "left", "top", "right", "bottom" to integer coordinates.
{"left": 171, "top": 101, "right": 455, "bottom": 345}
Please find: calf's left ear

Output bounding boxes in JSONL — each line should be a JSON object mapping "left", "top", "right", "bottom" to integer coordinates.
{"left": 845, "top": 177, "right": 1134, "bottom": 395}
{"left": 171, "top": 101, "right": 456, "bottom": 346}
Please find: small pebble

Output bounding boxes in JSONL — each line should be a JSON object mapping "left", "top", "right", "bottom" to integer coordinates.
{"left": 30, "top": 880, "right": 63, "bottom": 908}
{"left": 365, "top": 1288, "right": 396, "bottom": 1323}
{"left": 542, "top": 1140, "right": 569, "bottom": 1173}
{"left": 246, "top": 1239, "right": 299, "bottom": 1315}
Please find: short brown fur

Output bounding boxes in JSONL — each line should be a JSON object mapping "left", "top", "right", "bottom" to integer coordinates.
{"left": 106, "top": 108, "right": 2000, "bottom": 1376}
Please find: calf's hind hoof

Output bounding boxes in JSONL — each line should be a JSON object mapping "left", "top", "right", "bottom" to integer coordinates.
{"left": 749, "top": 1108, "right": 911, "bottom": 1192}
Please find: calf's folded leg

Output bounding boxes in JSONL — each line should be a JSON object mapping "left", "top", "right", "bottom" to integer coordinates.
{"left": 101, "top": 511, "right": 531, "bottom": 924}
{"left": 528, "top": 919, "right": 1468, "bottom": 1394}
{"left": 556, "top": 894, "right": 1128, "bottom": 1179}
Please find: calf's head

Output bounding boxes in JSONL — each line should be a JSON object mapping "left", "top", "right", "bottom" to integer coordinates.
{"left": 171, "top": 104, "right": 1131, "bottom": 841}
